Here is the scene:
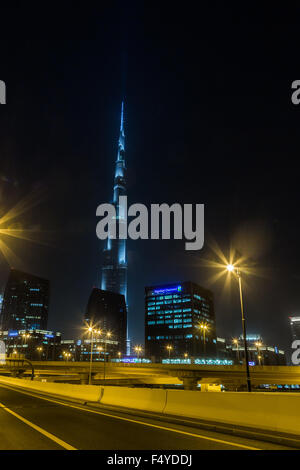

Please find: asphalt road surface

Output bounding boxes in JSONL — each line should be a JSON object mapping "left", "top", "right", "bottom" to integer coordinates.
{"left": 0, "top": 384, "right": 294, "bottom": 450}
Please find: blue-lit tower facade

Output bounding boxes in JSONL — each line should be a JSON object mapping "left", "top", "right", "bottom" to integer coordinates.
{"left": 101, "top": 102, "right": 129, "bottom": 349}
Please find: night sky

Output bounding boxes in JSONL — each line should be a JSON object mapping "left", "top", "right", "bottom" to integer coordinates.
{"left": 1, "top": 4, "right": 300, "bottom": 353}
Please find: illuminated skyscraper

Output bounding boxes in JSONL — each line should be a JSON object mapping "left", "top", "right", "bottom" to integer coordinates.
{"left": 85, "top": 288, "right": 127, "bottom": 354}
{"left": 145, "top": 281, "right": 217, "bottom": 360}
{"left": 0, "top": 268, "right": 50, "bottom": 332}
{"left": 101, "top": 102, "right": 129, "bottom": 352}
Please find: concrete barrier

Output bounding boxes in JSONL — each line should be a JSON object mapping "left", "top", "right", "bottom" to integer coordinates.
{"left": 164, "top": 390, "right": 300, "bottom": 436}
{"left": 100, "top": 386, "right": 168, "bottom": 413}
{"left": 0, "top": 376, "right": 103, "bottom": 402}
{"left": 2, "top": 375, "right": 300, "bottom": 437}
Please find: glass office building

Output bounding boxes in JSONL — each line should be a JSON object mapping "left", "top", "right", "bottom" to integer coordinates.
{"left": 85, "top": 288, "right": 127, "bottom": 355}
{"left": 145, "top": 282, "right": 217, "bottom": 360}
{"left": 290, "top": 316, "right": 300, "bottom": 341}
{"left": 0, "top": 268, "right": 50, "bottom": 332}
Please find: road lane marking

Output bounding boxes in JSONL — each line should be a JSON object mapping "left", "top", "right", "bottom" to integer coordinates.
{"left": 0, "top": 384, "right": 259, "bottom": 450}
{"left": 0, "top": 402, "right": 77, "bottom": 450}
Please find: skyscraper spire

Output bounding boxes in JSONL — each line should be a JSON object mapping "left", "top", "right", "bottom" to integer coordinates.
{"left": 117, "top": 101, "right": 125, "bottom": 163}
{"left": 120, "top": 101, "right": 124, "bottom": 132}
{"left": 102, "top": 101, "right": 128, "bottom": 302}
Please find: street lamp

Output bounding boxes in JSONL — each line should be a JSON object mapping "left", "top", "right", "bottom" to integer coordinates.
{"left": 22, "top": 333, "right": 31, "bottom": 358}
{"left": 37, "top": 347, "right": 43, "bottom": 360}
{"left": 134, "top": 346, "right": 142, "bottom": 361}
{"left": 255, "top": 341, "right": 263, "bottom": 365}
{"left": 86, "top": 324, "right": 101, "bottom": 385}
{"left": 226, "top": 264, "right": 252, "bottom": 392}
{"left": 233, "top": 338, "right": 240, "bottom": 363}
{"left": 198, "top": 322, "right": 209, "bottom": 356}
{"left": 63, "top": 351, "right": 71, "bottom": 362}
{"left": 22, "top": 333, "right": 30, "bottom": 345}
{"left": 166, "top": 344, "right": 173, "bottom": 360}
{"left": 103, "top": 331, "right": 112, "bottom": 381}
{"left": 257, "top": 354, "right": 262, "bottom": 366}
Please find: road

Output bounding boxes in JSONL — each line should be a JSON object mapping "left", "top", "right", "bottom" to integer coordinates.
{"left": 0, "top": 384, "right": 293, "bottom": 450}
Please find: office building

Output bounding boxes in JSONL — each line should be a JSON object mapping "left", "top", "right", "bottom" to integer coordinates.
{"left": 226, "top": 334, "right": 286, "bottom": 365}
{"left": 84, "top": 287, "right": 127, "bottom": 355}
{"left": 145, "top": 281, "right": 217, "bottom": 360}
{"left": 0, "top": 329, "right": 61, "bottom": 360}
{"left": 290, "top": 316, "right": 300, "bottom": 341}
{"left": 0, "top": 268, "right": 50, "bottom": 331}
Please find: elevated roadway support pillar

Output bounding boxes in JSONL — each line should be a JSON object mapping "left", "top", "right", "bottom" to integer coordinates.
{"left": 178, "top": 373, "right": 200, "bottom": 390}
{"left": 79, "top": 373, "right": 89, "bottom": 384}
{"left": 79, "top": 372, "right": 96, "bottom": 384}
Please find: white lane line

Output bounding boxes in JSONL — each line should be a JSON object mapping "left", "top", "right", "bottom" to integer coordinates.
{"left": 0, "top": 402, "right": 77, "bottom": 450}
{"left": 0, "top": 384, "right": 259, "bottom": 450}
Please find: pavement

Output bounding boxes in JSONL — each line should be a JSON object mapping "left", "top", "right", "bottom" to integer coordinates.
{"left": 0, "top": 384, "right": 294, "bottom": 450}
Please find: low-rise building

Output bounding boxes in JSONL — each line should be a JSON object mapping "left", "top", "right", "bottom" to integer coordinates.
{"left": 226, "top": 334, "right": 286, "bottom": 365}
{"left": 0, "top": 329, "right": 61, "bottom": 360}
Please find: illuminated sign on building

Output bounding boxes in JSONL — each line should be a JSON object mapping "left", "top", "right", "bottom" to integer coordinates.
{"left": 8, "top": 330, "right": 18, "bottom": 337}
{"left": 153, "top": 285, "right": 182, "bottom": 295}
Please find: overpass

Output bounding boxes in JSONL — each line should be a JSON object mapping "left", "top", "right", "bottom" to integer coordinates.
{"left": 1, "top": 361, "right": 300, "bottom": 389}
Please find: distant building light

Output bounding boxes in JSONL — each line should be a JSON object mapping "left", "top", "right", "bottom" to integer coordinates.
{"left": 162, "top": 358, "right": 233, "bottom": 365}
{"left": 8, "top": 331, "right": 18, "bottom": 337}
{"left": 217, "top": 337, "right": 225, "bottom": 343}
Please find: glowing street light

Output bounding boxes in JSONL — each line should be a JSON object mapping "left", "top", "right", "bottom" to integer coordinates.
{"left": 255, "top": 341, "right": 263, "bottom": 365}
{"left": 257, "top": 354, "right": 262, "bottom": 366}
{"left": 134, "top": 346, "right": 142, "bottom": 360}
{"left": 63, "top": 351, "right": 71, "bottom": 362}
{"left": 226, "top": 264, "right": 252, "bottom": 392}
{"left": 22, "top": 333, "right": 31, "bottom": 343}
{"left": 227, "top": 264, "right": 235, "bottom": 272}
{"left": 166, "top": 344, "right": 173, "bottom": 359}
{"left": 198, "top": 322, "right": 209, "bottom": 356}
{"left": 102, "top": 330, "right": 112, "bottom": 381}
{"left": 232, "top": 338, "right": 240, "bottom": 363}
{"left": 97, "top": 346, "right": 103, "bottom": 360}
{"left": 85, "top": 324, "right": 101, "bottom": 385}
{"left": 36, "top": 347, "right": 43, "bottom": 360}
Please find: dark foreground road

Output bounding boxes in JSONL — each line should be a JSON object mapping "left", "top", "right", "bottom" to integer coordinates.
{"left": 0, "top": 384, "right": 293, "bottom": 450}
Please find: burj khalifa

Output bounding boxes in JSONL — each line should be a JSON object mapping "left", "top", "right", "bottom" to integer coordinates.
{"left": 101, "top": 102, "right": 129, "bottom": 350}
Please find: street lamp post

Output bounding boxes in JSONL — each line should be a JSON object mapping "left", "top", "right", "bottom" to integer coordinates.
{"left": 166, "top": 345, "right": 173, "bottom": 360}
{"left": 88, "top": 327, "right": 94, "bottom": 385}
{"left": 227, "top": 265, "right": 252, "bottom": 392}
{"left": 255, "top": 342, "right": 262, "bottom": 365}
{"left": 22, "top": 333, "right": 30, "bottom": 358}
{"left": 233, "top": 338, "right": 240, "bottom": 363}
{"left": 103, "top": 331, "right": 111, "bottom": 382}
{"left": 198, "top": 323, "right": 208, "bottom": 357}
{"left": 37, "top": 347, "right": 43, "bottom": 360}
{"left": 63, "top": 351, "right": 71, "bottom": 362}
{"left": 134, "top": 346, "right": 142, "bottom": 362}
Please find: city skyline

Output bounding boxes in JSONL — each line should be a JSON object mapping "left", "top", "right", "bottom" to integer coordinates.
{"left": 2, "top": 5, "right": 300, "bottom": 453}
{"left": 1, "top": 8, "right": 300, "bottom": 355}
